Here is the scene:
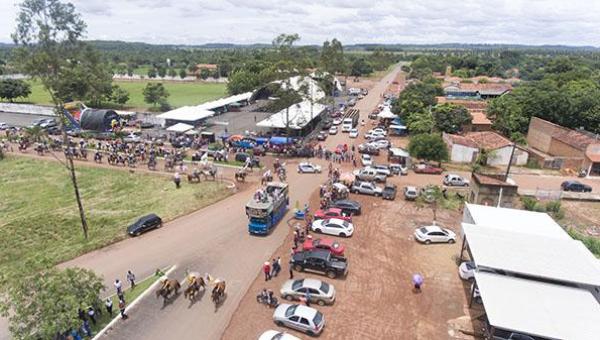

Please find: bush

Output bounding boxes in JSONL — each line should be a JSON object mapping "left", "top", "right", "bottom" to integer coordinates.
{"left": 545, "top": 200, "right": 561, "bottom": 213}
{"left": 521, "top": 196, "right": 538, "bottom": 211}
{"left": 159, "top": 100, "right": 171, "bottom": 112}
{"left": 526, "top": 158, "right": 540, "bottom": 169}
{"left": 568, "top": 228, "right": 600, "bottom": 257}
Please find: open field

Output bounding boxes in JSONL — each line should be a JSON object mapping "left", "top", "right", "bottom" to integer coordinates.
{"left": 0, "top": 156, "right": 230, "bottom": 277}
{"left": 1, "top": 80, "right": 227, "bottom": 111}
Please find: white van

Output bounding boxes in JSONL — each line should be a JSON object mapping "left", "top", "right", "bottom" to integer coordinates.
{"left": 341, "top": 118, "right": 354, "bottom": 132}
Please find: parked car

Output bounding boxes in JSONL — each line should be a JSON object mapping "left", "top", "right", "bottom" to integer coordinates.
{"left": 459, "top": 261, "right": 476, "bottom": 281}
{"left": 414, "top": 225, "right": 456, "bottom": 244}
{"left": 123, "top": 132, "right": 142, "bottom": 143}
{"left": 368, "top": 127, "right": 387, "bottom": 136}
{"left": 369, "top": 139, "right": 390, "bottom": 149}
{"left": 389, "top": 163, "right": 408, "bottom": 176}
{"left": 561, "top": 180, "right": 592, "bottom": 192}
{"left": 330, "top": 199, "right": 362, "bottom": 215}
{"left": 311, "top": 218, "right": 354, "bottom": 237}
{"left": 302, "top": 237, "right": 346, "bottom": 256}
{"left": 297, "top": 162, "right": 322, "bottom": 173}
{"left": 39, "top": 119, "right": 57, "bottom": 129}
{"left": 443, "top": 174, "right": 469, "bottom": 187}
{"left": 354, "top": 168, "right": 387, "bottom": 183}
{"left": 280, "top": 278, "right": 336, "bottom": 306}
{"left": 351, "top": 181, "right": 383, "bottom": 196}
{"left": 140, "top": 121, "right": 155, "bottom": 129}
{"left": 349, "top": 128, "right": 359, "bottom": 138}
{"left": 127, "top": 214, "right": 163, "bottom": 236}
{"left": 0, "top": 122, "right": 8, "bottom": 130}
{"left": 321, "top": 120, "right": 332, "bottom": 130}
{"left": 361, "top": 154, "right": 373, "bottom": 166}
{"left": 382, "top": 184, "right": 397, "bottom": 200}
{"left": 258, "top": 330, "right": 301, "bottom": 340}
{"left": 317, "top": 131, "right": 328, "bottom": 141}
{"left": 368, "top": 164, "right": 391, "bottom": 177}
{"left": 291, "top": 249, "right": 348, "bottom": 279}
{"left": 365, "top": 132, "right": 386, "bottom": 140}
{"left": 272, "top": 304, "right": 325, "bottom": 336}
{"left": 413, "top": 163, "right": 444, "bottom": 175}
{"left": 329, "top": 126, "right": 338, "bottom": 135}
{"left": 332, "top": 117, "right": 343, "bottom": 125}
{"left": 404, "top": 186, "right": 419, "bottom": 201}
{"left": 314, "top": 208, "right": 352, "bottom": 222}
{"left": 358, "top": 144, "right": 380, "bottom": 156}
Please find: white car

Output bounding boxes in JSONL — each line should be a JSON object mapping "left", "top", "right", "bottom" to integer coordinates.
{"left": 329, "top": 126, "right": 338, "bottom": 135}
{"left": 332, "top": 117, "right": 343, "bottom": 125}
{"left": 297, "top": 162, "right": 322, "bottom": 173}
{"left": 311, "top": 218, "right": 354, "bottom": 237}
{"left": 349, "top": 128, "right": 359, "bottom": 138}
{"left": 368, "top": 128, "right": 387, "bottom": 136}
{"left": 258, "top": 330, "right": 301, "bottom": 340}
{"left": 0, "top": 122, "right": 8, "bottom": 130}
{"left": 273, "top": 304, "right": 325, "bottom": 336}
{"left": 123, "top": 132, "right": 142, "bottom": 143}
{"left": 367, "top": 164, "right": 391, "bottom": 177}
{"left": 369, "top": 139, "right": 390, "bottom": 149}
{"left": 443, "top": 174, "right": 469, "bottom": 187}
{"left": 361, "top": 154, "right": 373, "bottom": 166}
{"left": 459, "top": 261, "right": 476, "bottom": 281}
{"left": 280, "top": 278, "right": 336, "bottom": 306}
{"left": 414, "top": 225, "right": 456, "bottom": 244}
{"left": 389, "top": 163, "right": 408, "bottom": 176}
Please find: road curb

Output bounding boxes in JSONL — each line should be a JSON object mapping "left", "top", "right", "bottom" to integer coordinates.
{"left": 92, "top": 265, "right": 177, "bottom": 339}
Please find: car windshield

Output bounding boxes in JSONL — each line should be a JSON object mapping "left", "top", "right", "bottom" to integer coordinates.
{"left": 292, "top": 279, "right": 304, "bottom": 290}
{"left": 313, "top": 311, "right": 324, "bottom": 326}
{"left": 466, "top": 262, "right": 476, "bottom": 270}
{"left": 272, "top": 333, "right": 284, "bottom": 340}
{"left": 285, "top": 305, "right": 297, "bottom": 318}
{"left": 342, "top": 221, "right": 350, "bottom": 228}
{"left": 419, "top": 227, "right": 428, "bottom": 234}
{"left": 320, "top": 281, "right": 330, "bottom": 294}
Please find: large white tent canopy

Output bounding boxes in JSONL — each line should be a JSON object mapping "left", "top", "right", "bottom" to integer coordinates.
{"left": 463, "top": 223, "right": 600, "bottom": 286}
{"left": 256, "top": 101, "right": 326, "bottom": 130}
{"left": 157, "top": 106, "right": 215, "bottom": 122}
{"left": 377, "top": 106, "right": 397, "bottom": 119}
{"left": 475, "top": 271, "right": 600, "bottom": 340}
{"left": 166, "top": 122, "right": 194, "bottom": 133}
{"left": 196, "top": 92, "right": 252, "bottom": 111}
{"left": 463, "top": 203, "right": 569, "bottom": 239}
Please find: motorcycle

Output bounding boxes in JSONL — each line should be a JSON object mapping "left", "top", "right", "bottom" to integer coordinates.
{"left": 256, "top": 292, "right": 278, "bottom": 308}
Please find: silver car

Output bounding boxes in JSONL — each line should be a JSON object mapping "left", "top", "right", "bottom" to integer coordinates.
{"left": 273, "top": 304, "right": 325, "bottom": 336}
{"left": 280, "top": 278, "right": 336, "bottom": 306}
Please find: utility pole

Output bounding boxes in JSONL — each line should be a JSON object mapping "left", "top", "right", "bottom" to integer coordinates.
{"left": 504, "top": 143, "right": 517, "bottom": 182}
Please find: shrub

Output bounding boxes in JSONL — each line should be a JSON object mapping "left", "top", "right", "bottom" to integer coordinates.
{"left": 568, "top": 228, "right": 600, "bottom": 257}
{"left": 521, "top": 196, "right": 538, "bottom": 211}
{"left": 545, "top": 200, "right": 561, "bottom": 213}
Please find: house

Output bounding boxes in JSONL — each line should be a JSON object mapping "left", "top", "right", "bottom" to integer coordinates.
{"left": 443, "top": 83, "right": 512, "bottom": 99}
{"left": 527, "top": 117, "right": 600, "bottom": 176}
{"left": 468, "top": 173, "right": 518, "bottom": 208}
{"left": 191, "top": 64, "right": 218, "bottom": 77}
{"left": 436, "top": 97, "right": 492, "bottom": 132}
{"left": 443, "top": 131, "right": 528, "bottom": 166}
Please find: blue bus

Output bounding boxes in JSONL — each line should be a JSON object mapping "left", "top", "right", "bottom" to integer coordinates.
{"left": 246, "top": 182, "right": 289, "bottom": 235}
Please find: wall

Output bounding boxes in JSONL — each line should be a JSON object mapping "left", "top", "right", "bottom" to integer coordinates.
{"left": 527, "top": 117, "right": 556, "bottom": 153}
{"left": 548, "top": 139, "right": 585, "bottom": 158}
{"left": 450, "top": 144, "right": 478, "bottom": 163}
{"left": 486, "top": 146, "right": 529, "bottom": 166}
{"left": 470, "top": 180, "right": 518, "bottom": 208}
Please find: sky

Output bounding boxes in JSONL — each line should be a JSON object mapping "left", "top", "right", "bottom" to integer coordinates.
{"left": 1, "top": 0, "right": 600, "bottom": 46}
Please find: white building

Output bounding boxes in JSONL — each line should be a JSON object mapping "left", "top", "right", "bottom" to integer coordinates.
{"left": 443, "top": 131, "right": 528, "bottom": 166}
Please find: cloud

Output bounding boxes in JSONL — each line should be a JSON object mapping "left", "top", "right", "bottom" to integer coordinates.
{"left": 0, "top": 0, "right": 600, "bottom": 46}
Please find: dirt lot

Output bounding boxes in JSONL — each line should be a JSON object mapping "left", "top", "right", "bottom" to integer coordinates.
{"left": 561, "top": 201, "right": 600, "bottom": 236}
{"left": 222, "top": 172, "right": 481, "bottom": 339}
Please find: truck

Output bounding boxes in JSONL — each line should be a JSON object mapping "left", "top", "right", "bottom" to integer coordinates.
{"left": 291, "top": 249, "right": 348, "bottom": 279}
{"left": 353, "top": 168, "right": 387, "bottom": 183}
{"left": 341, "top": 109, "right": 359, "bottom": 132}
{"left": 246, "top": 182, "right": 289, "bottom": 235}
{"left": 350, "top": 181, "right": 383, "bottom": 196}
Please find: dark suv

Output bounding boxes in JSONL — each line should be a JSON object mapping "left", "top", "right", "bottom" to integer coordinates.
{"left": 127, "top": 214, "right": 163, "bottom": 236}
{"left": 330, "top": 199, "right": 361, "bottom": 216}
{"left": 561, "top": 180, "right": 592, "bottom": 192}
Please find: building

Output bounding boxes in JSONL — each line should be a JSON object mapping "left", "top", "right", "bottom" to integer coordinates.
{"left": 443, "top": 83, "right": 512, "bottom": 100}
{"left": 256, "top": 101, "right": 327, "bottom": 136}
{"left": 459, "top": 204, "right": 600, "bottom": 340}
{"left": 468, "top": 173, "right": 518, "bottom": 208}
{"left": 443, "top": 131, "right": 528, "bottom": 166}
{"left": 436, "top": 97, "right": 492, "bottom": 132}
{"left": 527, "top": 117, "right": 600, "bottom": 176}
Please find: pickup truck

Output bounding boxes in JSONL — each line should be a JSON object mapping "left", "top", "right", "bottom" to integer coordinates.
{"left": 291, "top": 249, "right": 348, "bottom": 279}
{"left": 350, "top": 181, "right": 383, "bottom": 196}
{"left": 353, "top": 168, "right": 387, "bottom": 183}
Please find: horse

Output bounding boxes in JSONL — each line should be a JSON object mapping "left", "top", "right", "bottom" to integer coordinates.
{"left": 94, "top": 152, "right": 102, "bottom": 163}
{"left": 187, "top": 169, "right": 201, "bottom": 183}
{"left": 147, "top": 158, "right": 157, "bottom": 170}
{"left": 155, "top": 278, "right": 180, "bottom": 302}
{"left": 183, "top": 276, "right": 206, "bottom": 301}
{"left": 235, "top": 170, "right": 246, "bottom": 183}
{"left": 211, "top": 281, "right": 226, "bottom": 305}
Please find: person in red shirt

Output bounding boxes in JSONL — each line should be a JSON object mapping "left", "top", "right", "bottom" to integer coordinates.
{"left": 262, "top": 261, "right": 271, "bottom": 281}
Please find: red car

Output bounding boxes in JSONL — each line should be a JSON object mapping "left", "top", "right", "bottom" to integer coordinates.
{"left": 314, "top": 208, "right": 352, "bottom": 222}
{"left": 413, "top": 163, "right": 444, "bottom": 175}
{"left": 303, "top": 237, "right": 346, "bottom": 256}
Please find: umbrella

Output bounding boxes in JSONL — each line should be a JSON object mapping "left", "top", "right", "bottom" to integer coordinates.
{"left": 228, "top": 134, "right": 244, "bottom": 141}
{"left": 412, "top": 274, "right": 423, "bottom": 285}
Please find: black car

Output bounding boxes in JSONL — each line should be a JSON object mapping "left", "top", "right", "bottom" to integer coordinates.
{"left": 291, "top": 249, "right": 348, "bottom": 279}
{"left": 321, "top": 121, "right": 333, "bottom": 130}
{"left": 127, "top": 214, "right": 163, "bottom": 236}
{"left": 330, "top": 199, "right": 361, "bottom": 216}
{"left": 561, "top": 180, "right": 592, "bottom": 192}
{"left": 235, "top": 152, "right": 260, "bottom": 167}
{"left": 382, "top": 184, "right": 397, "bottom": 200}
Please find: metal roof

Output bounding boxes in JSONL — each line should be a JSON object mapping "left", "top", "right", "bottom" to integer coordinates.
{"left": 256, "top": 101, "right": 327, "bottom": 129}
{"left": 157, "top": 106, "right": 215, "bottom": 122}
{"left": 463, "top": 223, "right": 600, "bottom": 286}
{"left": 475, "top": 271, "right": 600, "bottom": 340}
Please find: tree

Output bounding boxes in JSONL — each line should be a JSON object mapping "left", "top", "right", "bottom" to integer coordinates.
{"left": 167, "top": 68, "right": 177, "bottom": 78}
{"left": 432, "top": 103, "right": 472, "bottom": 134}
{"left": 227, "top": 69, "right": 260, "bottom": 95}
{"left": 147, "top": 68, "right": 157, "bottom": 78}
{"left": 320, "top": 38, "right": 345, "bottom": 74}
{"left": 0, "top": 267, "right": 104, "bottom": 340}
{"left": 406, "top": 110, "right": 434, "bottom": 134}
{"left": 179, "top": 68, "right": 187, "bottom": 79}
{"left": 0, "top": 79, "right": 31, "bottom": 102}
{"left": 415, "top": 185, "right": 445, "bottom": 222}
{"left": 24, "top": 125, "right": 47, "bottom": 142}
{"left": 199, "top": 68, "right": 211, "bottom": 80}
{"left": 110, "top": 84, "right": 129, "bottom": 106}
{"left": 157, "top": 66, "right": 166, "bottom": 78}
{"left": 408, "top": 133, "right": 449, "bottom": 165}
{"left": 12, "top": 0, "right": 90, "bottom": 239}
{"left": 350, "top": 58, "right": 373, "bottom": 76}
{"left": 143, "top": 82, "right": 169, "bottom": 107}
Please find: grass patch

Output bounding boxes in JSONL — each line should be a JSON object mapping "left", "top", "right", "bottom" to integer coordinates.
{"left": 0, "top": 156, "right": 231, "bottom": 277}
{"left": 2, "top": 79, "right": 227, "bottom": 111}
{"left": 567, "top": 228, "right": 600, "bottom": 258}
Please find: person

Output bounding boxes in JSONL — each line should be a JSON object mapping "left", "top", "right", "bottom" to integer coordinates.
{"left": 289, "top": 258, "right": 294, "bottom": 279}
{"left": 262, "top": 261, "right": 271, "bottom": 281}
{"left": 118, "top": 299, "right": 128, "bottom": 319}
{"left": 173, "top": 172, "right": 181, "bottom": 189}
{"left": 114, "top": 279, "right": 122, "bottom": 295}
{"left": 305, "top": 290, "right": 311, "bottom": 307}
{"left": 267, "top": 289, "right": 274, "bottom": 305}
{"left": 82, "top": 319, "right": 92, "bottom": 337}
{"left": 127, "top": 270, "right": 136, "bottom": 289}
{"left": 105, "top": 298, "right": 113, "bottom": 317}
{"left": 260, "top": 288, "right": 268, "bottom": 304}
{"left": 87, "top": 307, "right": 96, "bottom": 325}
{"left": 276, "top": 257, "right": 282, "bottom": 276}
{"left": 77, "top": 308, "right": 86, "bottom": 322}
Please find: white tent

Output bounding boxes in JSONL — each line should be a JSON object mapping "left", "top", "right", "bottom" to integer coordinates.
{"left": 388, "top": 147, "right": 410, "bottom": 158}
{"left": 157, "top": 106, "right": 215, "bottom": 122}
{"left": 256, "top": 101, "right": 326, "bottom": 130}
{"left": 196, "top": 92, "right": 253, "bottom": 111}
{"left": 377, "top": 107, "right": 397, "bottom": 119}
{"left": 475, "top": 271, "right": 600, "bottom": 340}
{"left": 166, "top": 122, "right": 194, "bottom": 133}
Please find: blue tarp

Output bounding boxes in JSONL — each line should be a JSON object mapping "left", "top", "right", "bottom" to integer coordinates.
{"left": 255, "top": 137, "right": 269, "bottom": 145}
{"left": 270, "top": 136, "right": 292, "bottom": 145}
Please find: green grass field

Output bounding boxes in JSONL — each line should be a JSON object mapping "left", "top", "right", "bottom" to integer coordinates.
{"left": 0, "top": 157, "right": 231, "bottom": 276}
{"left": 3, "top": 79, "right": 227, "bottom": 111}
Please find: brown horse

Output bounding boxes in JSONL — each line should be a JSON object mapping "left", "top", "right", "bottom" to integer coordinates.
{"left": 235, "top": 170, "right": 246, "bottom": 182}
{"left": 183, "top": 276, "right": 206, "bottom": 301}
{"left": 211, "top": 281, "right": 226, "bottom": 305}
{"left": 155, "top": 278, "right": 180, "bottom": 302}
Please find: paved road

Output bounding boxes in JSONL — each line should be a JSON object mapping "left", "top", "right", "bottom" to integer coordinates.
{"left": 0, "top": 111, "right": 49, "bottom": 127}
{"left": 57, "top": 65, "right": 404, "bottom": 340}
